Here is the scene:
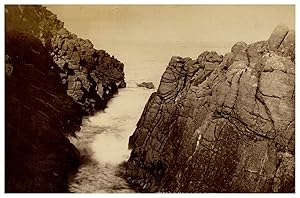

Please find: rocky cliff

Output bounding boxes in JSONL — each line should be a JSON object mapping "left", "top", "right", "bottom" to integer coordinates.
{"left": 126, "top": 24, "right": 295, "bottom": 192}
{"left": 6, "top": 5, "right": 126, "bottom": 114}
{"left": 5, "top": 5, "right": 125, "bottom": 192}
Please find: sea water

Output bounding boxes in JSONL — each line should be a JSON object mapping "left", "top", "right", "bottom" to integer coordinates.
{"left": 68, "top": 41, "right": 230, "bottom": 192}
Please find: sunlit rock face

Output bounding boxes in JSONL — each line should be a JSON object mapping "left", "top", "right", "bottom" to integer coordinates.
{"left": 126, "top": 24, "right": 295, "bottom": 192}
{"left": 5, "top": 5, "right": 125, "bottom": 192}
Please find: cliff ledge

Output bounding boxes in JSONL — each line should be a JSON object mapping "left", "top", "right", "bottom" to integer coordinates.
{"left": 126, "top": 24, "right": 295, "bottom": 193}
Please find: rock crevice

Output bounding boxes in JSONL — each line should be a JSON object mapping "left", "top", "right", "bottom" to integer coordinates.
{"left": 126, "top": 24, "right": 295, "bottom": 192}
{"left": 6, "top": 5, "right": 126, "bottom": 114}
{"left": 5, "top": 5, "right": 125, "bottom": 192}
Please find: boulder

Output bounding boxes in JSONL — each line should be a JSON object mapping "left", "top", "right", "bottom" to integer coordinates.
{"left": 137, "top": 82, "right": 155, "bottom": 89}
{"left": 118, "top": 80, "right": 126, "bottom": 88}
{"left": 268, "top": 24, "right": 289, "bottom": 51}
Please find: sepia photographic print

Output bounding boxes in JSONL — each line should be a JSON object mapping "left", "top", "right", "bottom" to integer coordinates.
{"left": 4, "top": 2, "right": 295, "bottom": 193}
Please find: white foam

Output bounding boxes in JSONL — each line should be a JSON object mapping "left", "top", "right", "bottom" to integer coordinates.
{"left": 90, "top": 87, "right": 153, "bottom": 164}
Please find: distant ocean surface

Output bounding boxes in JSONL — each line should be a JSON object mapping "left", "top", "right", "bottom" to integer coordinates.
{"left": 105, "top": 40, "right": 233, "bottom": 86}
{"left": 68, "top": 41, "right": 231, "bottom": 192}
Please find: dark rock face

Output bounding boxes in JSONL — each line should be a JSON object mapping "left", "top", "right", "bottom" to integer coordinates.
{"left": 126, "top": 24, "right": 295, "bottom": 192}
{"left": 5, "top": 5, "right": 125, "bottom": 192}
{"left": 5, "top": 5, "right": 126, "bottom": 114}
{"left": 51, "top": 31, "right": 125, "bottom": 114}
{"left": 5, "top": 32, "right": 82, "bottom": 193}
{"left": 137, "top": 82, "right": 155, "bottom": 89}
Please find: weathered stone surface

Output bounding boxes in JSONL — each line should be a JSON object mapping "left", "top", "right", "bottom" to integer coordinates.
{"left": 5, "top": 32, "right": 82, "bottom": 193}
{"left": 277, "top": 29, "right": 295, "bottom": 61}
{"left": 5, "top": 57, "right": 14, "bottom": 77}
{"left": 118, "top": 80, "right": 127, "bottom": 88}
{"left": 268, "top": 24, "right": 289, "bottom": 51}
{"left": 137, "top": 82, "right": 155, "bottom": 89}
{"left": 5, "top": 5, "right": 125, "bottom": 192}
{"left": 126, "top": 25, "right": 295, "bottom": 192}
{"left": 247, "top": 41, "right": 269, "bottom": 66}
{"left": 232, "top": 41, "right": 248, "bottom": 53}
{"left": 5, "top": 5, "right": 126, "bottom": 114}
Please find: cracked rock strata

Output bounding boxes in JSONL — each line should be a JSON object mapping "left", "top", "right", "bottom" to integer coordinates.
{"left": 5, "top": 5, "right": 125, "bottom": 192}
{"left": 126, "top": 24, "right": 295, "bottom": 192}
{"left": 6, "top": 5, "right": 126, "bottom": 114}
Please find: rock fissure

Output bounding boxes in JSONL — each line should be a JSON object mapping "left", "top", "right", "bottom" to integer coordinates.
{"left": 126, "top": 24, "right": 295, "bottom": 192}
{"left": 5, "top": 5, "right": 125, "bottom": 192}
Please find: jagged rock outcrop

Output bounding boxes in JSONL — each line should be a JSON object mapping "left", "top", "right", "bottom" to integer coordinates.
{"left": 137, "top": 82, "right": 155, "bottom": 89}
{"left": 5, "top": 5, "right": 125, "bottom": 192}
{"left": 126, "top": 24, "right": 295, "bottom": 192}
{"left": 5, "top": 5, "right": 126, "bottom": 114}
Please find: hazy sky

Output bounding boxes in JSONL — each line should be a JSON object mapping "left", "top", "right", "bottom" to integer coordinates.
{"left": 47, "top": 5, "right": 295, "bottom": 76}
{"left": 47, "top": 5, "right": 294, "bottom": 45}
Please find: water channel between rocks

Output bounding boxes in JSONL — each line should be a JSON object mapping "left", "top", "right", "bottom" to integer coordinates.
{"left": 68, "top": 82, "right": 153, "bottom": 193}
